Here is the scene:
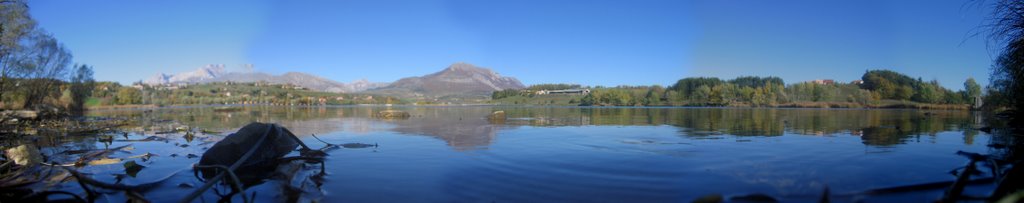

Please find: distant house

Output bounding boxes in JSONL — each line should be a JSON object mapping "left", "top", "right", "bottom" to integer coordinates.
{"left": 851, "top": 80, "right": 864, "bottom": 85}
{"left": 811, "top": 79, "right": 835, "bottom": 85}
{"left": 536, "top": 89, "right": 591, "bottom": 95}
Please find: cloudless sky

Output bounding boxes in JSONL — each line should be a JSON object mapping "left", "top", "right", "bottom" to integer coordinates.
{"left": 29, "top": 0, "right": 994, "bottom": 90}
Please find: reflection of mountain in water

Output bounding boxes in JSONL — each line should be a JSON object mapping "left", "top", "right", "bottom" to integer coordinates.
{"left": 388, "top": 108, "right": 508, "bottom": 150}
{"left": 89, "top": 107, "right": 980, "bottom": 148}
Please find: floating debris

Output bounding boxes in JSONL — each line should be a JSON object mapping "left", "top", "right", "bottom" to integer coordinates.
{"left": 340, "top": 143, "right": 378, "bottom": 149}
{"left": 128, "top": 153, "right": 156, "bottom": 161}
{"left": 117, "top": 136, "right": 169, "bottom": 142}
{"left": 73, "top": 145, "right": 132, "bottom": 167}
{"left": 377, "top": 110, "right": 410, "bottom": 119}
{"left": 87, "top": 158, "right": 122, "bottom": 166}
{"left": 200, "top": 129, "right": 221, "bottom": 135}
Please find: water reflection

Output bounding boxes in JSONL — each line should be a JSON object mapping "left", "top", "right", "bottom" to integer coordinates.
{"left": 88, "top": 106, "right": 982, "bottom": 149}
{"left": 388, "top": 107, "right": 509, "bottom": 150}
{"left": 56, "top": 106, "right": 1008, "bottom": 202}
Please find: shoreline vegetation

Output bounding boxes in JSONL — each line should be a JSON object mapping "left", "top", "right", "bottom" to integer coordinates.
{"left": 72, "top": 69, "right": 977, "bottom": 111}
{"left": 489, "top": 97, "right": 971, "bottom": 110}
{"left": 490, "top": 70, "right": 981, "bottom": 111}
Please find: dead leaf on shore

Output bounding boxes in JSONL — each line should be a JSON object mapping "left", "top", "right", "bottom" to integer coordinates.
{"left": 88, "top": 158, "right": 122, "bottom": 166}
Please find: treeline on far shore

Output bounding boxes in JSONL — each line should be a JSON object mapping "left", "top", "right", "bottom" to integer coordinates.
{"left": 492, "top": 70, "right": 985, "bottom": 110}
{"left": 85, "top": 82, "right": 403, "bottom": 108}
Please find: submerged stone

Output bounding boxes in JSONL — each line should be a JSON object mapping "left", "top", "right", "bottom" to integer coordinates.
{"left": 488, "top": 111, "right": 506, "bottom": 121}
{"left": 377, "top": 110, "right": 410, "bottom": 119}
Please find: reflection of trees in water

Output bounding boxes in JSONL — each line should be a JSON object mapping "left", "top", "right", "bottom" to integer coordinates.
{"left": 91, "top": 106, "right": 509, "bottom": 150}
{"left": 496, "top": 107, "right": 976, "bottom": 147}
{"left": 90, "top": 107, "right": 979, "bottom": 149}
{"left": 982, "top": 117, "right": 1024, "bottom": 162}
{"left": 90, "top": 106, "right": 385, "bottom": 136}
{"left": 989, "top": 130, "right": 1022, "bottom": 161}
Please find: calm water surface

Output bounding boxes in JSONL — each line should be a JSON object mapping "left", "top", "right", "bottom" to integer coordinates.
{"left": 72, "top": 106, "right": 999, "bottom": 202}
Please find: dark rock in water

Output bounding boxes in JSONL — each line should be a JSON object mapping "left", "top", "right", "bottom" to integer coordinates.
{"left": 978, "top": 126, "right": 993, "bottom": 134}
{"left": 730, "top": 193, "right": 778, "bottom": 202}
{"left": 123, "top": 160, "right": 146, "bottom": 177}
{"left": 340, "top": 143, "right": 377, "bottom": 149}
{"left": 692, "top": 194, "right": 723, "bottom": 203}
{"left": 198, "top": 122, "right": 300, "bottom": 184}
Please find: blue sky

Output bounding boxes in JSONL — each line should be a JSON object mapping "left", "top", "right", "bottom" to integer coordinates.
{"left": 29, "top": 0, "right": 993, "bottom": 90}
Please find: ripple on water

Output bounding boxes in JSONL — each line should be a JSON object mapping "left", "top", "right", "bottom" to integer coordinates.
{"left": 435, "top": 126, "right": 700, "bottom": 202}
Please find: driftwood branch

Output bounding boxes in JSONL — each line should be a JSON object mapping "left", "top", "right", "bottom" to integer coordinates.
{"left": 61, "top": 166, "right": 174, "bottom": 192}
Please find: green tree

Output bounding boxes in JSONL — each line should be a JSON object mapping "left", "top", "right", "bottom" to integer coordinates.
{"left": 728, "top": 76, "right": 784, "bottom": 88}
{"left": 644, "top": 87, "right": 663, "bottom": 106}
{"left": 69, "top": 64, "right": 93, "bottom": 112}
{"left": 964, "top": 77, "right": 982, "bottom": 105}
{"left": 709, "top": 84, "right": 736, "bottom": 105}
{"left": 579, "top": 93, "right": 596, "bottom": 106}
{"left": 913, "top": 83, "right": 942, "bottom": 103}
{"left": 116, "top": 87, "right": 141, "bottom": 105}
{"left": 895, "top": 86, "right": 914, "bottom": 101}
{"left": 693, "top": 85, "right": 712, "bottom": 105}
{"left": 811, "top": 84, "right": 833, "bottom": 102}
{"left": 671, "top": 77, "right": 724, "bottom": 99}
{"left": 20, "top": 31, "right": 72, "bottom": 108}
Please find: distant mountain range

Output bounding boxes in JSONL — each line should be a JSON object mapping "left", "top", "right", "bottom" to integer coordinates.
{"left": 144, "top": 64, "right": 388, "bottom": 93}
{"left": 366, "top": 62, "right": 525, "bottom": 99}
{"left": 142, "top": 62, "right": 524, "bottom": 99}
{"left": 145, "top": 64, "right": 226, "bottom": 85}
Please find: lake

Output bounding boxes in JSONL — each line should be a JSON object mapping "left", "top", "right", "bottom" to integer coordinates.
{"left": 39, "top": 106, "right": 1001, "bottom": 202}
